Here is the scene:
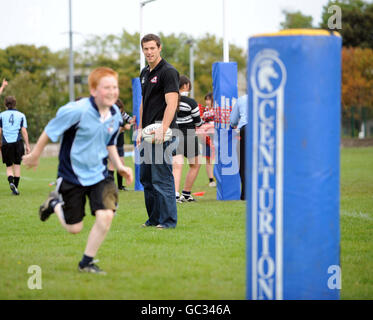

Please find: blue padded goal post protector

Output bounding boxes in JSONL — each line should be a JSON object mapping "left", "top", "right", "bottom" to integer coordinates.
{"left": 246, "top": 29, "right": 342, "bottom": 300}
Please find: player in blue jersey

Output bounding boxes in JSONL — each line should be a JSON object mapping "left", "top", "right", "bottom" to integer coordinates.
{"left": 0, "top": 96, "right": 30, "bottom": 195}
{"left": 23, "top": 67, "right": 133, "bottom": 274}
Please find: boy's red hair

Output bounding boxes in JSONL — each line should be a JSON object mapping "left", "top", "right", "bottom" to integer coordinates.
{"left": 88, "top": 67, "right": 118, "bottom": 90}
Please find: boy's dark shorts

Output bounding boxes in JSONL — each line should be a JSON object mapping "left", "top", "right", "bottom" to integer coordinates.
{"left": 58, "top": 176, "right": 118, "bottom": 225}
{"left": 117, "top": 146, "right": 124, "bottom": 157}
{"left": 1, "top": 140, "right": 25, "bottom": 166}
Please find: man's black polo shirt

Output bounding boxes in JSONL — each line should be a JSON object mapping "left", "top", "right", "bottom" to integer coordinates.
{"left": 140, "top": 59, "right": 179, "bottom": 129}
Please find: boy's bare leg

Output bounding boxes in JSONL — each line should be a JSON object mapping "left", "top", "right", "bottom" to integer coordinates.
{"left": 183, "top": 157, "right": 201, "bottom": 192}
{"left": 6, "top": 165, "right": 20, "bottom": 194}
{"left": 54, "top": 203, "right": 83, "bottom": 234}
{"left": 6, "top": 165, "right": 14, "bottom": 177}
{"left": 84, "top": 209, "right": 114, "bottom": 257}
{"left": 206, "top": 160, "right": 214, "bottom": 179}
{"left": 13, "top": 164, "right": 21, "bottom": 177}
{"left": 172, "top": 154, "right": 184, "bottom": 195}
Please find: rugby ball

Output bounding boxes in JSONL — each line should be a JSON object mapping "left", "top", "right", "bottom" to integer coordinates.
{"left": 142, "top": 123, "right": 172, "bottom": 144}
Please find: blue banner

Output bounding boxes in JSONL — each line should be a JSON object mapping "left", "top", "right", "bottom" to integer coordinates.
{"left": 212, "top": 62, "right": 241, "bottom": 201}
{"left": 132, "top": 77, "right": 143, "bottom": 191}
{"left": 246, "top": 31, "right": 341, "bottom": 300}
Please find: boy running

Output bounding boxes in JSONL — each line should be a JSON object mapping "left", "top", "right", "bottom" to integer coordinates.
{"left": 0, "top": 96, "right": 30, "bottom": 195}
{"left": 23, "top": 67, "right": 133, "bottom": 274}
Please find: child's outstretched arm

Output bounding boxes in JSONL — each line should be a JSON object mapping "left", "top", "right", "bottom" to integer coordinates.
{"left": 107, "top": 145, "right": 133, "bottom": 185}
{"left": 22, "top": 131, "right": 50, "bottom": 169}
{"left": 0, "top": 79, "right": 8, "bottom": 95}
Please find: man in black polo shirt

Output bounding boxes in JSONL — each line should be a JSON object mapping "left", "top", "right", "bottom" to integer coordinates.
{"left": 136, "top": 34, "right": 179, "bottom": 229}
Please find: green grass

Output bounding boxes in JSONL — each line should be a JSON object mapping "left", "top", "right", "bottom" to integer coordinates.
{"left": 339, "top": 147, "right": 373, "bottom": 299}
{"left": 0, "top": 147, "right": 372, "bottom": 299}
{"left": 0, "top": 156, "right": 245, "bottom": 300}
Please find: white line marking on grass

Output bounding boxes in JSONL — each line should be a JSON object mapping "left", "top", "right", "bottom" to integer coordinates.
{"left": 0, "top": 172, "right": 53, "bottom": 182}
{"left": 341, "top": 210, "right": 373, "bottom": 221}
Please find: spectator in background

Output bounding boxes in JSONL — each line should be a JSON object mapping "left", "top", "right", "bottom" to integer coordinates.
{"left": 196, "top": 92, "right": 216, "bottom": 187}
{"left": 230, "top": 94, "right": 248, "bottom": 200}
{"left": 173, "top": 75, "right": 203, "bottom": 203}
{"left": 0, "top": 96, "right": 30, "bottom": 195}
{"left": 107, "top": 99, "right": 136, "bottom": 191}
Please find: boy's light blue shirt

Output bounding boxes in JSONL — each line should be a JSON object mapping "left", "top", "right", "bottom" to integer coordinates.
{"left": 0, "top": 109, "right": 27, "bottom": 144}
{"left": 45, "top": 97, "right": 122, "bottom": 186}
{"left": 230, "top": 94, "right": 248, "bottom": 129}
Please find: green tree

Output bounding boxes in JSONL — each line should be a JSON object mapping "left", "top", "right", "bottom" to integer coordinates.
{"left": 280, "top": 10, "right": 314, "bottom": 29}
{"left": 4, "top": 72, "right": 56, "bottom": 141}
{"left": 78, "top": 30, "right": 142, "bottom": 114}
{"left": 0, "top": 44, "right": 69, "bottom": 141}
{"left": 1, "top": 30, "right": 246, "bottom": 141}
{"left": 320, "top": 0, "right": 373, "bottom": 48}
{"left": 78, "top": 30, "right": 246, "bottom": 108}
{"left": 192, "top": 33, "right": 245, "bottom": 103}
{"left": 3, "top": 45, "right": 52, "bottom": 80}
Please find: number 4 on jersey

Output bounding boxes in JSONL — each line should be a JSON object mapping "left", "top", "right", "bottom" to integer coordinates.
{"left": 9, "top": 114, "right": 14, "bottom": 125}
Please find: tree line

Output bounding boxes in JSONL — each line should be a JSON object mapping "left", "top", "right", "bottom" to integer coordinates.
{"left": 0, "top": 31, "right": 245, "bottom": 142}
{"left": 1, "top": 0, "right": 372, "bottom": 141}
{"left": 282, "top": 0, "right": 373, "bottom": 136}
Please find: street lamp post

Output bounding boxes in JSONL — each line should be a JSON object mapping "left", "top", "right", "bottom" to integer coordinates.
{"left": 139, "top": 0, "right": 157, "bottom": 71}
{"left": 223, "top": 0, "right": 229, "bottom": 62}
{"left": 187, "top": 39, "right": 195, "bottom": 98}
{"left": 68, "top": 0, "right": 75, "bottom": 101}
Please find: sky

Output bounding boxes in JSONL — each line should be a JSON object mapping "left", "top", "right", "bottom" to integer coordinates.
{"left": 0, "top": 0, "right": 331, "bottom": 52}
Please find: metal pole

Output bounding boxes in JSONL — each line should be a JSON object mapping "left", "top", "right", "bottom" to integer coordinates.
{"left": 69, "top": 0, "right": 74, "bottom": 101}
{"left": 351, "top": 106, "right": 355, "bottom": 137}
{"left": 139, "top": 2, "right": 145, "bottom": 71}
{"left": 139, "top": 0, "right": 157, "bottom": 72}
{"left": 223, "top": 0, "right": 229, "bottom": 62}
{"left": 189, "top": 41, "right": 194, "bottom": 98}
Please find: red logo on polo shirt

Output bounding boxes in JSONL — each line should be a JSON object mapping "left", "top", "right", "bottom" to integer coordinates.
{"left": 150, "top": 76, "right": 158, "bottom": 83}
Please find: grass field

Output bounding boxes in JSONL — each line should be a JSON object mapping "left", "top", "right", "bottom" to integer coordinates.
{"left": 339, "top": 147, "right": 373, "bottom": 299}
{"left": 0, "top": 147, "right": 372, "bottom": 300}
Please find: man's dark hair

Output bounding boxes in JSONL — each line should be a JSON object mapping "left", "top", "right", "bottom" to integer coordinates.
{"left": 5, "top": 96, "right": 16, "bottom": 109}
{"left": 141, "top": 34, "right": 161, "bottom": 48}
{"left": 179, "top": 75, "right": 191, "bottom": 90}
